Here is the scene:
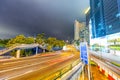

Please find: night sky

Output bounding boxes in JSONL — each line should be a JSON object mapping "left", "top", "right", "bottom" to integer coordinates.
{"left": 0, "top": 0, "right": 89, "bottom": 40}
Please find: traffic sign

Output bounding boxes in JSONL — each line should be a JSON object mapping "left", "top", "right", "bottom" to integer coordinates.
{"left": 80, "top": 42, "right": 88, "bottom": 64}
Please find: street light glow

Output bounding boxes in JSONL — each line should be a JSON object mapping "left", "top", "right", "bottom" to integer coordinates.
{"left": 84, "top": 7, "right": 90, "bottom": 14}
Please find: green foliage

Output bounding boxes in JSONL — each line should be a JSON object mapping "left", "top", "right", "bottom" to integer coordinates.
{"left": 10, "top": 50, "right": 16, "bottom": 57}
{"left": 108, "top": 39, "right": 115, "bottom": 42}
{"left": 109, "top": 45, "right": 120, "bottom": 50}
{"left": 20, "top": 49, "right": 25, "bottom": 57}
{"left": 0, "top": 39, "right": 9, "bottom": 47}
{"left": 25, "top": 37, "right": 34, "bottom": 44}
{"left": 47, "top": 37, "right": 57, "bottom": 46}
{"left": 1, "top": 33, "right": 66, "bottom": 58}
{"left": 111, "top": 62, "right": 120, "bottom": 67}
{"left": 5, "top": 33, "right": 65, "bottom": 51}
{"left": 92, "top": 44, "right": 99, "bottom": 47}
{"left": 46, "top": 37, "right": 65, "bottom": 50}
{"left": 20, "top": 49, "right": 32, "bottom": 57}
{"left": 46, "top": 45, "right": 53, "bottom": 51}
{"left": 6, "top": 34, "right": 34, "bottom": 47}
{"left": 90, "top": 61, "right": 97, "bottom": 66}
{"left": 10, "top": 49, "right": 33, "bottom": 57}
{"left": 6, "top": 34, "right": 26, "bottom": 47}
{"left": 36, "top": 33, "right": 46, "bottom": 44}
{"left": 25, "top": 50, "right": 32, "bottom": 56}
{"left": 74, "top": 40, "right": 80, "bottom": 46}
{"left": 0, "top": 43, "right": 5, "bottom": 47}
{"left": 108, "top": 38, "right": 120, "bottom": 51}
{"left": 91, "top": 44, "right": 100, "bottom": 51}
{"left": 108, "top": 38, "right": 120, "bottom": 43}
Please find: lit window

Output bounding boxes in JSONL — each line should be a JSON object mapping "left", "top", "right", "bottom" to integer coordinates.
{"left": 109, "top": 25, "right": 112, "bottom": 29}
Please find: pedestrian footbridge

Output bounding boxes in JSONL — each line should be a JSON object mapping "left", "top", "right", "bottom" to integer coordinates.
{"left": 0, "top": 44, "right": 47, "bottom": 58}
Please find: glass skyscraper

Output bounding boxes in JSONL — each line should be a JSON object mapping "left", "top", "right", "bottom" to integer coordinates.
{"left": 90, "top": 0, "right": 120, "bottom": 38}
{"left": 118, "top": 0, "right": 120, "bottom": 16}
{"left": 103, "top": 0, "right": 120, "bottom": 35}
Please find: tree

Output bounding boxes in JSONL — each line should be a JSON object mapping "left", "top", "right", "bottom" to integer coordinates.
{"left": 46, "top": 45, "right": 53, "bottom": 51}
{"left": 36, "top": 33, "right": 46, "bottom": 44}
{"left": 0, "top": 39, "right": 10, "bottom": 47}
{"left": 6, "top": 34, "right": 36, "bottom": 47}
{"left": 57, "top": 40, "right": 65, "bottom": 48}
{"left": 10, "top": 50, "right": 16, "bottom": 57}
{"left": 46, "top": 37, "right": 65, "bottom": 51}
{"left": 14, "top": 34, "right": 26, "bottom": 43}
{"left": 6, "top": 34, "right": 26, "bottom": 47}
{"left": 46, "top": 37, "right": 56, "bottom": 46}
{"left": 25, "top": 37, "right": 34, "bottom": 44}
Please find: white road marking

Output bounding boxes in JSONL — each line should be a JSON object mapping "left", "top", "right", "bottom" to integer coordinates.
{"left": 6, "top": 56, "right": 73, "bottom": 80}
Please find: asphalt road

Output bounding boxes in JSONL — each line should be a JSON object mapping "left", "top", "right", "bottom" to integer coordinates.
{"left": 0, "top": 48, "right": 80, "bottom": 80}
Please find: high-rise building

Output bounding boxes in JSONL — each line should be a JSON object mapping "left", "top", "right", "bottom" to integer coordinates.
{"left": 74, "top": 20, "right": 85, "bottom": 40}
{"left": 103, "top": 0, "right": 120, "bottom": 35}
{"left": 90, "top": 0, "right": 106, "bottom": 38}
{"left": 90, "top": 0, "right": 120, "bottom": 38}
{"left": 117, "top": 0, "right": 120, "bottom": 17}
{"left": 85, "top": 7, "right": 90, "bottom": 27}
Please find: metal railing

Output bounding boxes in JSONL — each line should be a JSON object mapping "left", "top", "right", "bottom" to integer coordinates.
{"left": 91, "top": 56, "right": 120, "bottom": 80}
{"left": 0, "top": 44, "right": 45, "bottom": 55}
{"left": 0, "top": 44, "right": 19, "bottom": 55}
{"left": 40, "top": 59, "right": 81, "bottom": 80}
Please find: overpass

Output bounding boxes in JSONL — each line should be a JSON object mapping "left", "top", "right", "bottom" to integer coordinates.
{"left": 0, "top": 44, "right": 47, "bottom": 58}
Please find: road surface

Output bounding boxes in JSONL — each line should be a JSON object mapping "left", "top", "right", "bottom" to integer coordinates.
{"left": 0, "top": 47, "right": 80, "bottom": 80}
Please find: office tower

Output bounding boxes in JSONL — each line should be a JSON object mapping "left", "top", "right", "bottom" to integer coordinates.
{"left": 90, "top": 0, "right": 105, "bottom": 38}
{"left": 116, "top": 0, "right": 120, "bottom": 18}
{"left": 90, "top": 0, "right": 120, "bottom": 38}
{"left": 103, "top": 0, "right": 120, "bottom": 35}
{"left": 74, "top": 20, "right": 85, "bottom": 40}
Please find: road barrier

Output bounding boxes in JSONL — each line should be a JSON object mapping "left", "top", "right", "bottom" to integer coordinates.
{"left": 61, "top": 62, "right": 83, "bottom": 80}
{"left": 91, "top": 57, "right": 120, "bottom": 80}
{"left": 40, "top": 59, "right": 81, "bottom": 80}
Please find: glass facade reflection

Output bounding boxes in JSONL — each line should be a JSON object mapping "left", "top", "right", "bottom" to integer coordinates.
{"left": 90, "top": 0, "right": 120, "bottom": 38}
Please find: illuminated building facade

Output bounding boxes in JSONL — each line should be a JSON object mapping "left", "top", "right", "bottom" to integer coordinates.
{"left": 90, "top": 0, "right": 105, "bottom": 38}
{"left": 103, "top": 0, "right": 120, "bottom": 35}
{"left": 90, "top": 0, "right": 120, "bottom": 38}
{"left": 117, "top": 0, "right": 120, "bottom": 17}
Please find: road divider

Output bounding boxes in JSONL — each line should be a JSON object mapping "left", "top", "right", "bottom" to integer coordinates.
{"left": 91, "top": 56, "right": 120, "bottom": 80}
{"left": 41, "top": 59, "right": 81, "bottom": 80}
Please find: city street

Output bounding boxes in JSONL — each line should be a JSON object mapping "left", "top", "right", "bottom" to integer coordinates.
{"left": 0, "top": 47, "right": 80, "bottom": 80}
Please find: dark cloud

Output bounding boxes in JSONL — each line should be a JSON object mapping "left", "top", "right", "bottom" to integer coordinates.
{"left": 0, "top": 0, "right": 89, "bottom": 40}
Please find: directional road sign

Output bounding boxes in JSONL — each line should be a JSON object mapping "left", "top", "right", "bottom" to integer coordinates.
{"left": 80, "top": 42, "right": 88, "bottom": 64}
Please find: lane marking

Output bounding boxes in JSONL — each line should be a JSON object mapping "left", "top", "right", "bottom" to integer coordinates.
{"left": 0, "top": 55, "right": 73, "bottom": 73}
{"left": 5, "top": 55, "right": 74, "bottom": 80}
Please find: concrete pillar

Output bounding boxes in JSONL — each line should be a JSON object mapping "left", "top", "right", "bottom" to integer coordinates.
{"left": 36, "top": 47, "right": 38, "bottom": 55}
{"left": 16, "top": 49, "right": 20, "bottom": 58}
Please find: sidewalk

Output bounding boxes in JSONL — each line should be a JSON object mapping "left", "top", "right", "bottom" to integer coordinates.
{"left": 89, "top": 50, "right": 120, "bottom": 64}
